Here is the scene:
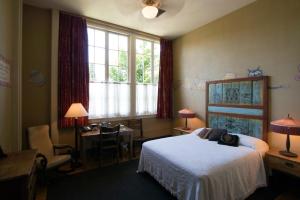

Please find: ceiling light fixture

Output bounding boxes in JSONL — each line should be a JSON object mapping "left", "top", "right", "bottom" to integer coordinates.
{"left": 142, "top": 6, "right": 158, "bottom": 19}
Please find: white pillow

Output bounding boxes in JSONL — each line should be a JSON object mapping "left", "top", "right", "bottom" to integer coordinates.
{"left": 235, "top": 133, "right": 269, "bottom": 157}
{"left": 190, "top": 128, "right": 206, "bottom": 135}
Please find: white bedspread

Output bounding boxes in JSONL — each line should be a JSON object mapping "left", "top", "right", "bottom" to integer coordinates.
{"left": 137, "top": 133, "right": 267, "bottom": 200}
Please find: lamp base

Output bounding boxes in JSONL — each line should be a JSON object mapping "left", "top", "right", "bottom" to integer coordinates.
{"left": 279, "top": 150, "right": 298, "bottom": 158}
{"left": 182, "top": 127, "right": 191, "bottom": 130}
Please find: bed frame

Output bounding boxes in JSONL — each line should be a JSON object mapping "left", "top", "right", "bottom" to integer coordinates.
{"left": 206, "top": 76, "right": 269, "bottom": 141}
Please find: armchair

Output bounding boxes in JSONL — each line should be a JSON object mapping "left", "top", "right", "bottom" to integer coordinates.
{"left": 27, "top": 125, "right": 74, "bottom": 170}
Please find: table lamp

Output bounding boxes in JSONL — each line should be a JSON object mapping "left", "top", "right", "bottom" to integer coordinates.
{"left": 178, "top": 109, "right": 196, "bottom": 130}
{"left": 270, "top": 114, "right": 300, "bottom": 157}
{"left": 65, "top": 103, "right": 88, "bottom": 164}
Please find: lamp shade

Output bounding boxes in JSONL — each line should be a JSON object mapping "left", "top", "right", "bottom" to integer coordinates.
{"left": 178, "top": 109, "right": 196, "bottom": 118}
{"left": 142, "top": 6, "right": 158, "bottom": 19}
{"left": 270, "top": 115, "right": 300, "bottom": 135}
{"left": 65, "top": 103, "right": 88, "bottom": 118}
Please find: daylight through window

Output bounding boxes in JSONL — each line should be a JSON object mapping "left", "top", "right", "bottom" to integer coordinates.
{"left": 88, "top": 26, "right": 160, "bottom": 119}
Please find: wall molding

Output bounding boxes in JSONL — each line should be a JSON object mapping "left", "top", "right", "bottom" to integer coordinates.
{"left": 50, "top": 9, "right": 59, "bottom": 144}
{"left": 11, "top": 0, "right": 23, "bottom": 151}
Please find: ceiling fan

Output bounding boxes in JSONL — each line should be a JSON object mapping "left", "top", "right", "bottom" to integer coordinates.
{"left": 141, "top": 0, "right": 166, "bottom": 19}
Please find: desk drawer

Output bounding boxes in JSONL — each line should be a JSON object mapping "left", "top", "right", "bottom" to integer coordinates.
{"left": 268, "top": 155, "right": 300, "bottom": 177}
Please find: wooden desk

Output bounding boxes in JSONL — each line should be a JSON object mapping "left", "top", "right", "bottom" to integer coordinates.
{"left": 173, "top": 127, "right": 195, "bottom": 135}
{"left": 0, "top": 150, "right": 37, "bottom": 200}
{"left": 80, "top": 126, "right": 134, "bottom": 165}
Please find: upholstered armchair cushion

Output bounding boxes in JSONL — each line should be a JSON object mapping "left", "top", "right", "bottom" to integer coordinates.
{"left": 47, "top": 154, "right": 71, "bottom": 169}
{"left": 28, "top": 125, "right": 53, "bottom": 156}
{"left": 28, "top": 125, "right": 73, "bottom": 170}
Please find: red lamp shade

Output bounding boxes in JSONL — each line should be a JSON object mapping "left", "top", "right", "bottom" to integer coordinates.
{"left": 270, "top": 116, "right": 300, "bottom": 135}
{"left": 270, "top": 115, "right": 300, "bottom": 158}
{"left": 178, "top": 109, "right": 196, "bottom": 118}
{"left": 178, "top": 109, "right": 196, "bottom": 130}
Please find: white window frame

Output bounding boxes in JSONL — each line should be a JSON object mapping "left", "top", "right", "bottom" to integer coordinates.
{"left": 87, "top": 24, "right": 160, "bottom": 120}
{"left": 88, "top": 26, "right": 130, "bottom": 83}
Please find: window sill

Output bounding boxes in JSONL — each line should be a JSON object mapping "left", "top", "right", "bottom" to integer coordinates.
{"left": 88, "top": 114, "right": 157, "bottom": 123}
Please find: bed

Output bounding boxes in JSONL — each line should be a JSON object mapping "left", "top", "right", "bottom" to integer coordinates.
{"left": 137, "top": 76, "right": 270, "bottom": 200}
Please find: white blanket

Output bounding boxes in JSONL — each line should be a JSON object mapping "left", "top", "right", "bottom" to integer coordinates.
{"left": 137, "top": 133, "right": 267, "bottom": 200}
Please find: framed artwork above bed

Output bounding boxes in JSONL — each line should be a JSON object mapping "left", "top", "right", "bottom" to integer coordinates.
{"left": 206, "top": 76, "right": 269, "bottom": 141}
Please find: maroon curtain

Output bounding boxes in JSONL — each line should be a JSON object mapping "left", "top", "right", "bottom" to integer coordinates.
{"left": 157, "top": 39, "right": 173, "bottom": 119}
{"left": 58, "top": 12, "right": 89, "bottom": 128}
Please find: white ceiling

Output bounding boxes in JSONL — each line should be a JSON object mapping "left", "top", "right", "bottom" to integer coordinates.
{"left": 24, "top": 0, "right": 256, "bottom": 39}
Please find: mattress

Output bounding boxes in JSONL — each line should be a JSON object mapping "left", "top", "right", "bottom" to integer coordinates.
{"left": 137, "top": 132, "right": 267, "bottom": 200}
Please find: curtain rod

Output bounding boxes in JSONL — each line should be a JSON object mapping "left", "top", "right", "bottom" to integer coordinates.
{"left": 60, "top": 10, "right": 161, "bottom": 40}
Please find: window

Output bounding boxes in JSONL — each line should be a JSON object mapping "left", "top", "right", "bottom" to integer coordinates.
{"left": 88, "top": 26, "right": 160, "bottom": 119}
{"left": 136, "top": 39, "right": 160, "bottom": 115}
{"left": 108, "top": 33, "right": 128, "bottom": 82}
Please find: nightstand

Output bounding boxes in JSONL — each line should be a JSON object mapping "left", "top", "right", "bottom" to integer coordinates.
{"left": 173, "top": 127, "right": 195, "bottom": 135}
{"left": 266, "top": 148, "right": 300, "bottom": 178}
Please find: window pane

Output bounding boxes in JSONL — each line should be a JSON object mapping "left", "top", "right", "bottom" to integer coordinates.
{"left": 109, "top": 66, "right": 127, "bottom": 82}
{"left": 136, "top": 84, "right": 158, "bottom": 115}
{"left": 88, "top": 28, "right": 94, "bottom": 45}
{"left": 154, "top": 43, "right": 160, "bottom": 83}
{"left": 154, "top": 55, "right": 159, "bottom": 67}
{"left": 109, "top": 33, "right": 118, "bottom": 50}
{"left": 89, "top": 63, "right": 96, "bottom": 82}
{"left": 144, "top": 55, "right": 152, "bottom": 83}
{"left": 136, "top": 39, "right": 151, "bottom": 54}
{"left": 89, "top": 83, "right": 130, "bottom": 118}
{"left": 109, "top": 50, "right": 118, "bottom": 66}
{"left": 154, "top": 55, "right": 160, "bottom": 83}
{"left": 136, "top": 54, "right": 144, "bottom": 83}
{"left": 119, "top": 51, "right": 128, "bottom": 68}
{"left": 119, "top": 35, "right": 128, "bottom": 51}
{"left": 136, "top": 39, "right": 143, "bottom": 54}
{"left": 95, "top": 30, "right": 105, "bottom": 47}
{"left": 88, "top": 46, "right": 94, "bottom": 63}
{"left": 94, "top": 64, "right": 105, "bottom": 82}
{"left": 109, "top": 65, "right": 119, "bottom": 82}
{"left": 120, "top": 68, "right": 128, "bottom": 82}
{"left": 143, "top": 40, "right": 151, "bottom": 55}
{"left": 95, "top": 47, "right": 105, "bottom": 64}
{"left": 154, "top": 43, "right": 160, "bottom": 56}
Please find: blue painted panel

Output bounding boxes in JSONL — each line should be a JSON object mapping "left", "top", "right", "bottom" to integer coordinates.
{"left": 252, "top": 80, "right": 263, "bottom": 105}
{"left": 207, "top": 114, "right": 263, "bottom": 139}
{"left": 209, "top": 84, "right": 216, "bottom": 104}
{"left": 208, "top": 106, "right": 263, "bottom": 116}
{"left": 240, "top": 81, "right": 252, "bottom": 104}
{"left": 218, "top": 116, "right": 227, "bottom": 129}
{"left": 208, "top": 114, "right": 218, "bottom": 128}
{"left": 215, "top": 83, "right": 223, "bottom": 103}
{"left": 231, "top": 82, "right": 240, "bottom": 104}
{"left": 248, "top": 120, "right": 263, "bottom": 138}
{"left": 223, "top": 83, "right": 232, "bottom": 103}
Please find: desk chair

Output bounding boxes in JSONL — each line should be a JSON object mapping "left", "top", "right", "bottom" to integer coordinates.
{"left": 128, "top": 119, "right": 148, "bottom": 157}
{"left": 99, "top": 124, "right": 120, "bottom": 166}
